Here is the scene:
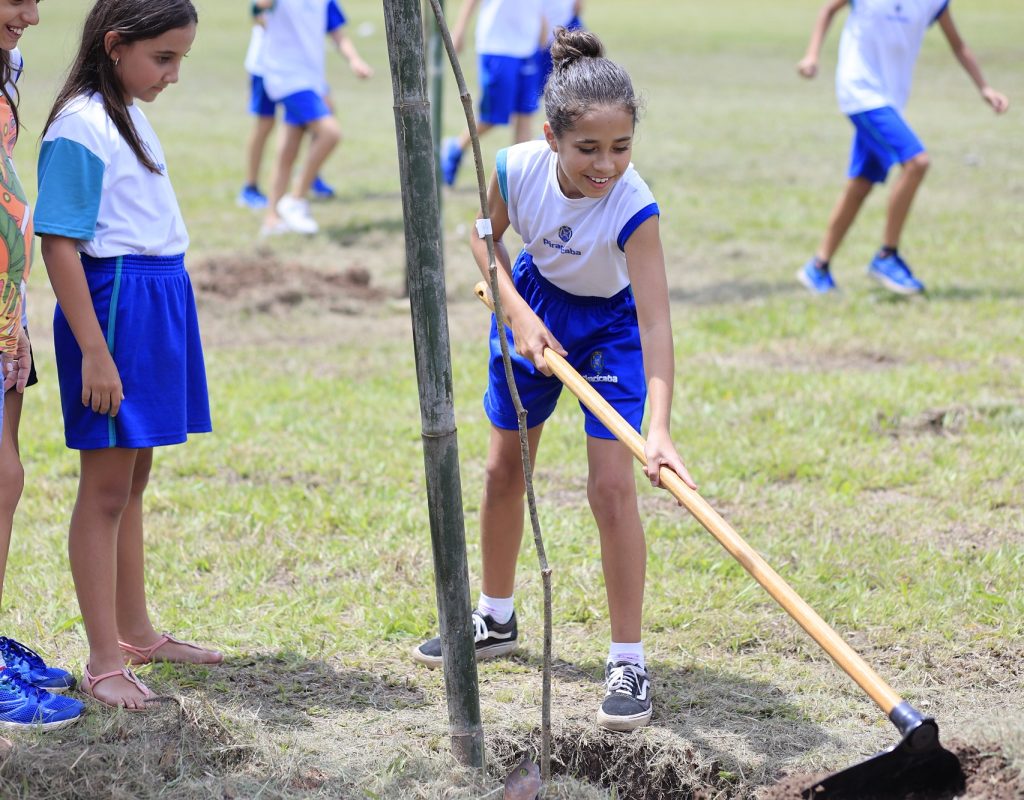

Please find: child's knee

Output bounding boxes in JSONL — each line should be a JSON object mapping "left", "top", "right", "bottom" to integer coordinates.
{"left": 904, "top": 152, "right": 931, "bottom": 174}
{"left": 0, "top": 456, "right": 24, "bottom": 511}
{"left": 587, "top": 472, "right": 636, "bottom": 517}
{"left": 483, "top": 457, "right": 526, "bottom": 499}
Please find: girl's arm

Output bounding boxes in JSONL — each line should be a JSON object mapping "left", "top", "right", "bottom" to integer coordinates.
{"left": 937, "top": 10, "right": 1009, "bottom": 113}
{"left": 450, "top": 0, "right": 479, "bottom": 54}
{"left": 470, "top": 171, "right": 566, "bottom": 375}
{"left": 329, "top": 29, "right": 373, "bottom": 78}
{"left": 40, "top": 235, "right": 123, "bottom": 416}
{"left": 624, "top": 216, "right": 696, "bottom": 490}
{"left": 797, "top": 0, "right": 848, "bottom": 78}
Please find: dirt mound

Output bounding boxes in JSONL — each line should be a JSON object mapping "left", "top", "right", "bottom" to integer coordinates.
{"left": 762, "top": 740, "right": 1022, "bottom": 800}
{"left": 492, "top": 731, "right": 1022, "bottom": 799}
{"left": 189, "top": 248, "right": 388, "bottom": 316}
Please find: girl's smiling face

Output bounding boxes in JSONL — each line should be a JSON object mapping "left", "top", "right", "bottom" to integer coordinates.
{"left": 106, "top": 23, "right": 196, "bottom": 104}
{"left": 0, "top": 0, "right": 40, "bottom": 51}
{"left": 545, "top": 104, "right": 635, "bottom": 200}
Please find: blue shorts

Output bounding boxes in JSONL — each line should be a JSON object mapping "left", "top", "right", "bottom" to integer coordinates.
{"left": 484, "top": 252, "right": 646, "bottom": 440}
{"left": 479, "top": 54, "right": 540, "bottom": 125}
{"left": 847, "top": 107, "right": 925, "bottom": 184}
{"left": 249, "top": 74, "right": 277, "bottom": 118}
{"left": 53, "top": 254, "right": 212, "bottom": 450}
{"left": 280, "top": 90, "right": 331, "bottom": 127}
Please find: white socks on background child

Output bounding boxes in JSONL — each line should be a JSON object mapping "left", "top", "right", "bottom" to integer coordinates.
{"left": 477, "top": 592, "right": 514, "bottom": 624}
{"left": 608, "top": 641, "right": 645, "bottom": 670}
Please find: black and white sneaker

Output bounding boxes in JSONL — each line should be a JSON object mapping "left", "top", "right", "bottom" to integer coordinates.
{"left": 596, "top": 661, "right": 652, "bottom": 732}
{"left": 411, "top": 611, "right": 518, "bottom": 669}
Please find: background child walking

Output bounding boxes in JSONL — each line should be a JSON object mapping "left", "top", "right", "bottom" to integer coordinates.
{"left": 256, "top": 0, "right": 372, "bottom": 236}
{"left": 796, "top": 0, "right": 1009, "bottom": 295}
{"left": 237, "top": 0, "right": 371, "bottom": 212}
{"left": 440, "top": 0, "right": 546, "bottom": 186}
{"left": 0, "top": 0, "right": 84, "bottom": 734}
{"left": 414, "top": 28, "right": 696, "bottom": 732}
{"left": 36, "top": 0, "right": 220, "bottom": 711}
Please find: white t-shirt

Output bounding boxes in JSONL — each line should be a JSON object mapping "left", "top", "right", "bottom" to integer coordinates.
{"left": 35, "top": 93, "right": 189, "bottom": 257}
{"left": 498, "top": 140, "right": 659, "bottom": 298}
{"left": 835, "top": 0, "right": 950, "bottom": 114}
{"left": 244, "top": 24, "right": 264, "bottom": 76}
{"left": 258, "top": 0, "right": 330, "bottom": 100}
{"left": 543, "top": 0, "right": 577, "bottom": 43}
{"left": 476, "top": 0, "right": 544, "bottom": 58}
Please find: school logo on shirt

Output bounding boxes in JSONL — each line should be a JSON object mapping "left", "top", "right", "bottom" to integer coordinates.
{"left": 558, "top": 225, "right": 573, "bottom": 243}
{"left": 886, "top": 2, "right": 910, "bottom": 22}
{"left": 543, "top": 226, "right": 582, "bottom": 255}
{"left": 582, "top": 350, "right": 618, "bottom": 383}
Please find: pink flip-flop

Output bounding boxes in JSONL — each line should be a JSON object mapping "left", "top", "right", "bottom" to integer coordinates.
{"left": 80, "top": 664, "right": 154, "bottom": 711}
{"left": 118, "top": 633, "right": 224, "bottom": 666}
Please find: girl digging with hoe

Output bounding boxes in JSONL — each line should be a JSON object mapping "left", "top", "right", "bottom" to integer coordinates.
{"left": 414, "top": 27, "right": 696, "bottom": 732}
{"left": 36, "top": 0, "right": 220, "bottom": 711}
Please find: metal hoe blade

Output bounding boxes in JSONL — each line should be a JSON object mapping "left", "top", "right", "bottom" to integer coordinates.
{"left": 802, "top": 712, "right": 965, "bottom": 799}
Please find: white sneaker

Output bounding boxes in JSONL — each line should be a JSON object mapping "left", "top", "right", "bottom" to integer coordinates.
{"left": 276, "top": 195, "right": 319, "bottom": 235}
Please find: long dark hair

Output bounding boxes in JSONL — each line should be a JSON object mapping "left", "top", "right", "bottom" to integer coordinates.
{"left": 43, "top": 0, "right": 198, "bottom": 174}
{"left": 1, "top": 50, "right": 23, "bottom": 136}
{"left": 543, "top": 28, "right": 640, "bottom": 138}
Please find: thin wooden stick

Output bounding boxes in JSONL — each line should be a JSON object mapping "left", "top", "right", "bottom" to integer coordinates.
{"left": 426, "top": 0, "right": 553, "bottom": 783}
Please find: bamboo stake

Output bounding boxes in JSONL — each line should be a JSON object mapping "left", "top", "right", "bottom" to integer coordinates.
{"left": 382, "top": 0, "right": 484, "bottom": 769}
{"left": 425, "top": 0, "right": 554, "bottom": 783}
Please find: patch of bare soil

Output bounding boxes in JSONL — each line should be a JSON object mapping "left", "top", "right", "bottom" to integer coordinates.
{"left": 761, "top": 741, "right": 1022, "bottom": 800}
{"left": 189, "top": 248, "right": 389, "bottom": 317}
{"left": 704, "top": 345, "right": 901, "bottom": 374}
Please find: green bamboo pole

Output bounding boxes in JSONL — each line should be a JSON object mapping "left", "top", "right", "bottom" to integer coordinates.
{"left": 382, "top": 0, "right": 485, "bottom": 770}
{"left": 427, "top": 0, "right": 444, "bottom": 206}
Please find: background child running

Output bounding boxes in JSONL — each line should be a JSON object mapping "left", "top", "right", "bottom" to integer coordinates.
{"left": 35, "top": 0, "right": 220, "bottom": 712}
{"left": 440, "top": 0, "right": 546, "bottom": 186}
{"left": 237, "top": 0, "right": 371, "bottom": 211}
{"left": 0, "top": 0, "right": 84, "bottom": 736}
{"left": 414, "top": 27, "right": 696, "bottom": 733}
{"left": 256, "top": 0, "right": 372, "bottom": 236}
{"left": 796, "top": 0, "right": 1009, "bottom": 296}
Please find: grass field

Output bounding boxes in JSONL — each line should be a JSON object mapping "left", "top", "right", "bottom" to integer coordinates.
{"left": 3, "top": 0, "right": 1023, "bottom": 797}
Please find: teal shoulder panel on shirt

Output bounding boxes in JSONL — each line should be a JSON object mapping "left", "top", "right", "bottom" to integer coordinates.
{"left": 35, "top": 137, "right": 104, "bottom": 241}
{"left": 496, "top": 147, "right": 509, "bottom": 203}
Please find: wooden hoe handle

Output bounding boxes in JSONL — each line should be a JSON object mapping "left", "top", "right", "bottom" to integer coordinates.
{"left": 474, "top": 282, "right": 903, "bottom": 715}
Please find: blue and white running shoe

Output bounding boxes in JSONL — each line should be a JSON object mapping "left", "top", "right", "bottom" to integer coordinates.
{"left": 0, "top": 669, "right": 83, "bottom": 730}
{"left": 797, "top": 258, "right": 837, "bottom": 294}
{"left": 440, "top": 136, "right": 463, "bottom": 187}
{"left": 236, "top": 184, "right": 268, "bottom": 210}
{"left": 311, "top": 175, "right": 336, "bottom": 199}
{"left": 0, "top": 637, "right": 76, "bottom": 692}
{"left": 868, "top": 252, "right": 925, "bottom": 295}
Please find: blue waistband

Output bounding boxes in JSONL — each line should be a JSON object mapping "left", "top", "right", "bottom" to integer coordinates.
{"left": 516, "top": 251, "right": 632, "bottom": 308}
{"left": 80, "top": 253, "right": 186, "bottom": 275}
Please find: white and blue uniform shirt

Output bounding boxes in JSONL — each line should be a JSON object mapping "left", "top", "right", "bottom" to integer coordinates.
{"left": 477, "top": 0, "right": 544, "bottom": 58}
{"left": 543, "top": 0, "right": 577, "bottom": 43}
{"left": 35, "top": 93, "right": 188, "bottom": 257}
{"left": 258, "top": 0, "right": 345, "bottom": 101}
{"left": 246, "top": 0, "right": 345, "bottom": 82}
{"left": 835, "top": 0, "right": 949, "bottom": 114}
{"left": 497, "top": 140, "right": 658, "bottom": 298}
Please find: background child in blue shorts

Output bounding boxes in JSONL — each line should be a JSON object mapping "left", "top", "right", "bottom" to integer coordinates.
{"left": 796, "top": 0, "right": 1009, "bottom": 296}
{"left": 238, "top": 0, "right": 371, "bottom": 211}
{"left": 440, "top": 0, "right": 546, "bottom": 186}
{"left": 256, "top": 0, "right": 372, "bottom": 236}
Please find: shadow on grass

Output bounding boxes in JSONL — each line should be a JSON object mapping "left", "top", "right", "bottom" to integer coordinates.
{"left": 322, "top": 215, "right": 406, "bottom": 246}
{"left": 0, "top": 651, "right": 428, "bottom": 800}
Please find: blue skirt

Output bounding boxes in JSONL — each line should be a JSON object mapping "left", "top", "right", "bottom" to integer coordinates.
{"left": 53, "top": 253, "right": 212, "bottom": 450}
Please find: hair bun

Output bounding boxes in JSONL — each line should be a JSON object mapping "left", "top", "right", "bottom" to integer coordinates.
{"left": 550, "top": 28, "right": 603, "bottom": 71}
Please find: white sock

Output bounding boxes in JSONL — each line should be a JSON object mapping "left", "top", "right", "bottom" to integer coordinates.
{"left": 476, "top": 592, "right": 514, "bottom": 624}
{"left": 608, "top": 641, "right": 645, "bottom": 670}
